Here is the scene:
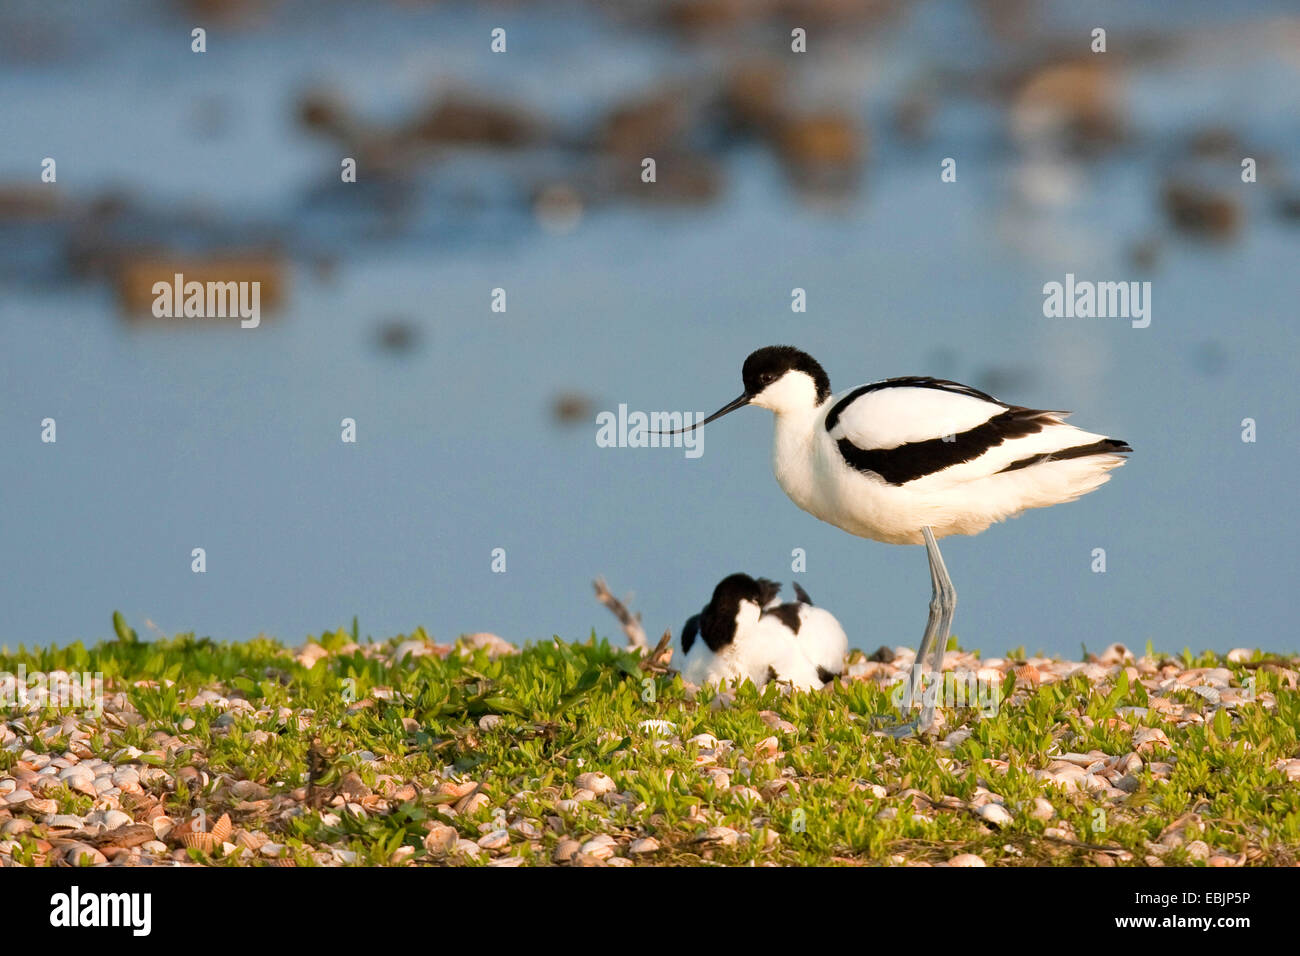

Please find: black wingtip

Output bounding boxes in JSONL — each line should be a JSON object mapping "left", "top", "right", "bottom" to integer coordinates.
{"left": 755, "top": 578, "right": 782, "bottom": 606}
{"left": 792, "top": 582, "right": 813, "bottom": 605}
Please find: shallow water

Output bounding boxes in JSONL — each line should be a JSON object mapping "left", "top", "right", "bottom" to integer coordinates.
{"left": 1, "top": 1, "right": 1297, "bottom": 655}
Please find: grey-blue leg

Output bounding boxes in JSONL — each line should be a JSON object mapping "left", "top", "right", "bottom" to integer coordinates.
{"left": 916, "top": 527, "right": 956, "bottom": 730}
{"left": 887, "top": 526, "right": 951, "bottom": 736}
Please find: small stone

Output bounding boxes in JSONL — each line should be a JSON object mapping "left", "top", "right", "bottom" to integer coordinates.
{"left": 394, "top": 639, "right": 433, "bottom": 661}
{"left": 553, "top": 839, "right": 581, "bottom": 863}
{"left": 460, "top": 793, "right": 490, "bottom": 814}
{"left": 296, "top": 643, "right": 330, "bottom": 668}
{"left": 459, "top": 633, "right": 516, "bottom": 658}
{"left": 339, "top": 772, "right": 371, "bottom": 800}
{"left": 580, "top": 834, "right": 616, "bottom": 859}
{"left": 573, "top": 772, "right": 616, "bottom": 795}
{"left": 628, "top": 837, "right": 660, "bottom": 855}
{"left": 389, "top": 845, "right": 415, "bottom": 865}
{"left": 946, "top": 853, "right": 986, "bottom": 867}
{"left": 453, "top": 839, "right": 482, "bottom": 858}
{"left": 700, "top": 826, "right": 739, "bottom": 846}
{"left": 478, "top": 828, "right": 510, "bottom": 850}
{"left": 478, "top": 714, "right": 503, "bottom": 731}
{"left": 1133, "top": 727, "right": 1171, "bottom": 754}
{"left": 1029, "top": 798, "right": 1056, "bottom": 821}
{"left": 63, "top": 843, "right": 107, "bottom": 866}
{"left": 978, "top": 803, "right": 1013, "bottom": 827}
{"left": 758, "top": 711, "right": 797, "bottom": 734}
{"left": 1114, "top": 774, "right": 1140, "bottom": 793}
{"left": 423, "top": 824, "right": 458, "bottom": 857}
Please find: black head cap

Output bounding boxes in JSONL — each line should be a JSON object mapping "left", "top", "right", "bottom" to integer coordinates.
{"left": 696, "top": 573, "right": 773, "bottom": 652}
{"left": 741, "top": 346, "right": 831, "bottom": 404}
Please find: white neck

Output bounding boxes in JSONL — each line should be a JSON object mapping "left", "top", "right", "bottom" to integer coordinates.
{"left": 770, "top": 398, "right": 829, "bottom": 512}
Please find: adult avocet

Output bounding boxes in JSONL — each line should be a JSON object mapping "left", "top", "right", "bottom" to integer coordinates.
{"left": 679, "top": 574, "right": 849, "bottom": 691}
{"left": 666, "top": 346, "right": 1131, "bottom": 731}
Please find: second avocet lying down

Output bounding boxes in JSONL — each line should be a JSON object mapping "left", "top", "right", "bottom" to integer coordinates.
{"left": 678, "top": 574, "right": 849, "bottom": 691}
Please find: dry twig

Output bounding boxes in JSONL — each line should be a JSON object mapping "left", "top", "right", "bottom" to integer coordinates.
{"left": 593, "top": 577, "right": 648, "bottom": 651}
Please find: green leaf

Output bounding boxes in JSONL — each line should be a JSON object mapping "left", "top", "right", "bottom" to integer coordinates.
{"left": 1213, "top": 708, "right": 1231, "bottom": 740}
{"left": 112, "top": 611, "right": 138, "bottom": 644}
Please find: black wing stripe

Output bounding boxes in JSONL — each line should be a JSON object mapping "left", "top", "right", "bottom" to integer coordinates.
{"left": 997, "top": 438, "right": 1132, "bottom": 474}
{"left": 792, "top": 582, "right": 812, "bottom": 605}
{"left": 824, "top": 377, "right": 1005, "bottom": 432}
{"left": 836, "top": 406, "right": 1052, "bottom": 485}
{"left": 762, "top": 603, "right": 802, "bottom": 633}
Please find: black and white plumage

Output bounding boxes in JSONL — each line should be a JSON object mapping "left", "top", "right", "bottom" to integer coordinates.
{"left": 679, "top": 574, "right": 849, "bottom": 691}
{"left": 667, "top": 346, "right": 1131, "bottom": 729}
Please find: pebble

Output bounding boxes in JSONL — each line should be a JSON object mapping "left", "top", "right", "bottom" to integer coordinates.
{"left": 478, "top": 828, "right": 510, "bottom": 850}
{"left": 573, "top": 772, "right": 616, "bottom": 795}
{"left": 423, "top": 824, "right": 458, "bottom": 857}
{"left": 978, "top": 803, "right": 1013, "bottom": 827}
{"left": 1029, "top": 798, "right": 1056, "bottom": 821}
{"left": 701, "top": 826, "right": 739, "bottom": 846}
{"left": 946, "top": 853, "right": 986, "bottom": 867}
{"left": 64, "top": 843, "right": 107, "bottom": 866}
{"left": 628, "top": 837, "right": 659, "bottom": 854}
{"left": 453, "top": 839, "right": 482, "bottom": 859}
{"left": 580, "top": 834, "right": 617, "bottom": 859}
{"left": 390, "top": 845, "right": 415, "bottom": 865}
{"left": 553, "top": 839, "right": 581, "bottom": 863}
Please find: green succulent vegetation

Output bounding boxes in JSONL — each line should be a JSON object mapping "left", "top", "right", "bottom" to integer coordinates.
{"left": 1, "top": 615, "right": 1297, "bottom": 867}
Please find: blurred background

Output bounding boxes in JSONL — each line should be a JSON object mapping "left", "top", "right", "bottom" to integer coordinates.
{"left": 1, "top": 0, "right": 1297, "bottom": 656}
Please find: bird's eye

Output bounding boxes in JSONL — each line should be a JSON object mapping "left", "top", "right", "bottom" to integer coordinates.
{"left": 761, "top": 372, "right": 776, "bottom": 384}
